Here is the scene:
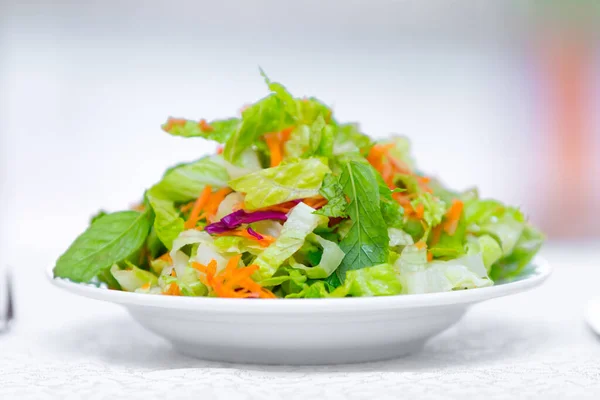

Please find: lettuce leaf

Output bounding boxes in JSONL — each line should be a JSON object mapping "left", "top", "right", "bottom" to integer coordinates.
{"left": 314, "top": 173, "right": 348, "bottom": 218}
{"left": 336, "top": 161, "right": 390, "bottom": 280}
{"left": 158, "top": 267, "right": 207, "bottom": 296}
{"left": 331, "top": 264, "right": 403, "bottom": 297}
{"left": 162, "top": 117, "right": 239, "bottom": 143}
{"left": 212, "top": 236, "right": 266, "bottom": 256}
{"left": 491, "top": 225, "right": 544, "bottom": 280}
{"left": 410, "top": 192, "right": 446, "bottom": 230}
{"left": 110, "top": 263, "right": 158, "bottom": 292}
{"left": 466, "top": 234, "right": 503, "bottom": 272}
{"left": 254, "top": 203, "right": 327, "bottom": 280}
{"left": 146, "top": 156, "right": 230, "bottom": 248}
{"left": 150, "top": 156, "right": 230, "bottom": 203}
{"left": 428, "top": 213, "right": 467, "bottom": 259}
{"left": 333, "top": 123, "right": 372, "bottom": 155}
{"left": 288, "top": 234, "right": 345, "bottom": 279}
{"left": 228, "top": 158, "right": 331, "bottom": 210}
{"left": 395, "top": 245, "right": 492, "bottom": 294}
{"left": 54, "top": 210, "right": 153, "bottom": 282}
{"left": 286, "top": 281, "right": 331, "bottom": 298}
{"left": 464, "top": 199, "right": 525, "bottom": 256}
{"left": 223, "top": 94, "right": 291, "bottom": 164}
{"left": 145, "top": 192, "right": 185, "bottom": 250}
{"left": 388, "top": 227, "right": 414, "bottom": 248}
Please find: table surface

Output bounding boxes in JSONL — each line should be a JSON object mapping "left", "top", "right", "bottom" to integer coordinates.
{"left": 1, "top": 243, "right": 599, "bottom": 400}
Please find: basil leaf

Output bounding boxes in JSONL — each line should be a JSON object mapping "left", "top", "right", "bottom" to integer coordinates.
{"left": 54, "top": 210, "right": 153, "bottom": 282}
{"left": 336, "top": 161, "right": 389, "bottom": 281}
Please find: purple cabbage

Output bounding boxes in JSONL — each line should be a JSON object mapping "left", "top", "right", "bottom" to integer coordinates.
{"left": 246, "top": 227, "right": 263, "bottom": 240}
{"left": 205, "top": 209, "right": 288, "bottom": 234}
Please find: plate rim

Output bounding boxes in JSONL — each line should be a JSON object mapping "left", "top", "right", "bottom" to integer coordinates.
{"left": 48, "top": 256, "right": 551, "bottom": 313}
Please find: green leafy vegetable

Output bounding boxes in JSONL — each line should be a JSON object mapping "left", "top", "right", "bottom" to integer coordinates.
{"left": 254, "top": 203, "right": 327, "bottom": 280}
{"left": 110, "top": 263, "right": 158, "bottom": 292}
{"left": 150, "top": 156, "right": 230, "bottom": 203}
{"left": 223, "top": 95, "right": 291, "bottom": 164}
{"left": 229, "top": 158, "right": 331, "bottom": 210}
{"left": 288, "top": 233, "right": 345, "bottom": 279}
{"left": 162, "top": 117, "right": 240, "bottom": 143}
{"left": 332, "top": 264, "right": 403, "bottom": 297}
{"left": 54, "top": 211, "right": 153, "bottom": 282}
{"left": 336, "top": 161, "right": 389, "bottom": 281}
{"left": 314, "top": 174, "right": 348, "bottom": 218}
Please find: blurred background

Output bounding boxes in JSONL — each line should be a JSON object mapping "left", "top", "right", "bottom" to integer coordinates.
{"left": 0, "top": 0, "right": 599, "bottom": 263}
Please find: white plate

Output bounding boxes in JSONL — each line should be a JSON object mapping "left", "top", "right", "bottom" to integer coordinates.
{"left": 49, "top": 256, "right": 551, "bottom": 365}
{"left": 585, "top": 296, "right": 600, "bottom": 337}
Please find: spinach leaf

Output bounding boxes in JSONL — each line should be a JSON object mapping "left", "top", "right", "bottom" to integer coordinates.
{"left": 336, "top": 161, "right": 389, "bottom": 281}
{"left": 54, "top": 210, "right": 153, "bottom": 282}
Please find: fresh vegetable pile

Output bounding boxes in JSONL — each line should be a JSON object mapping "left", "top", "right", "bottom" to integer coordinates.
{"left": 53, "top": 72, "right": 544, "bottom": 299}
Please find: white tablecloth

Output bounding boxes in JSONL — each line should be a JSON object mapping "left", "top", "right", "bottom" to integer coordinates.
{"left": 1, "top": 244, "right": 600, "bottom": 399}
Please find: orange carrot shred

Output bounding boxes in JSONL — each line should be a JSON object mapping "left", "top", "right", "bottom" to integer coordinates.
{"left": 427, "top": 251, "right": 433, "bottom": 262}
{"left": 216, "top": 146, "right": 224, "bottom": 154}
{"left": 193, "top": 255, "right": 274, "bottom": 299}
{"left": 265, "top": 134, "right": 282, "bottom": 167}
{"left": 185, "top": 185, "right": 212, "bottom": 229}
{"left": 158, "top": 253, "right": 173, "bottom": 263}
{"left": 443, "top": 200, "right": 464, "bottom": 236}
{"left": 415, "top": 241, "right": 427, "bottom": 250}
{"left": 141, "top": 283, "right": 151, "bottom": 290}
{"left": 163, "top": 117, "right": 186, "bottom": 131}
{"left": 203, "top": 187, "right": 232, "bottom": 217}
{"left": 198, "top": 119, "right": 214, "bottom": 132}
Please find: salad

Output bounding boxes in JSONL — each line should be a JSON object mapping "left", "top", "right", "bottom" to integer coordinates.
{"left": 53, "top": 72, "right": 544, "bottom": 299}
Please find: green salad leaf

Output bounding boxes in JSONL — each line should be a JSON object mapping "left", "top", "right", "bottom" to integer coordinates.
{"left": 229, "top": 158, "right": 331, "bottom": 210}
{"left": 150, "top": 156, "right": 230, "bottom": 203}
{"left": 54, "top": 210, "right": 153, "bottom": 282}
{"left": 162, "top": 117, "right": 239, "bottom": 143}
{"left": 254, "top": 203, "right": 327, "bottom": 280}
{"left": 314, "top": 173, "right": 348, "bottom": 218}
{"left": 336, "top": 161, "right": 389, "bottom": 281}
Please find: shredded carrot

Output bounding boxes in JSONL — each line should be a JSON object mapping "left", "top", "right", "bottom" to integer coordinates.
{"left": 216, "top": 146, "right": 224, "bottom": 155}
{"left": 280, "top": 127, "right": 294, "bottom": 143}
{"left": 264, "top": 127, "right": 295, "bottom": 168}
{"left": 198, "top": 119, "right": 213, "bottom": 132}
{"left": 430, "top": 224, "right": 443, "bottom": 247}
{"left": 203, "top": 187, "right": 232, "bottom": 218}
{"left": 185, "top": 185, "right": 212, "bottom": 229}
{"left": 158, "top": 253, "right": 173, "bottom": 263}
{"left": 443, "top": 200, "right": 464, "bottom": 236}
{"left": 415, "top": 241, "right": 427, "bottom": 250}
{"left": 303, "top": 196, "right": 327, "bottom": 209}
{"left": 162, "top": 282, "right": 181, "bottom": 296}
{"left": 179, "top": 201, "right": 195, "bottom": 213}
{"left": 192, "top": 257, "right": 275, "bottom": 299}
{"left": 427, "top": 251, "right": 434, "bottom": 262}
{"left": 131, "top": 203, "right": 146, "bottom": 212}
{"left": 415, "top": 203, "right": 425, "bottom": 220}
{"left": 253, "top": 200, "right": 299, "bottom": 214}
{"left": 265, "top": 133, "right": 283, "bottom": 167}
{"left": 170, "top": 269, "right": 177, "bottom": 277}
{"left": 216, "top": 229, "right": 275, "bottom": 247}
{"left": 163, "top": 117, "right": 186, "bottom": 131}
{"left": 141, "top": 283, "right": 151, "bottom": 290}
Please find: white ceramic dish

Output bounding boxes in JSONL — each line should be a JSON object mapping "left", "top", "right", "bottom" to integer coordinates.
{"left": 50, "top": 256, "right": 550, "bottom": 365}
